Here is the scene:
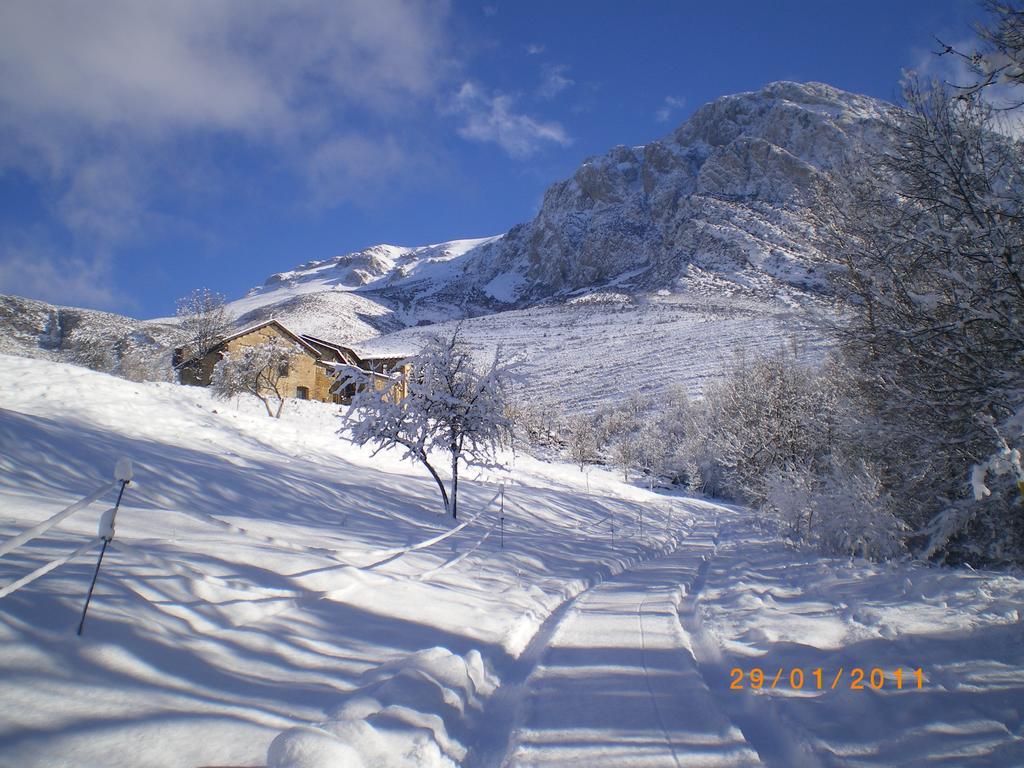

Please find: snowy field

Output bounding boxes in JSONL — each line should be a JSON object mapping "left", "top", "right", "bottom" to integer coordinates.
{"left": 359, "top": 292, "right": 828, "bottom": 414}
{"left": 0, "top": 355, "right": 1022, "bottom": 767}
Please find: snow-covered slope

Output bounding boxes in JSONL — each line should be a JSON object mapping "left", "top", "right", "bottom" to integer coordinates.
{"left": 356, "top": 291, "right": 827, "bottom": 414}
{"left": 1, "top": 356, "right": 1022, "bottom": 767}
{"left": 0, "top": 293, "right": 177, "bottom": 371}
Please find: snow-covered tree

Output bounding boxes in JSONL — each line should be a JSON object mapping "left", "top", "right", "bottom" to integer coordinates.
{"left": 176, "top": 288, "right": 233, "bottom": 363}
{"left": 693, "top": 348, "right": 837, "bottom": 505}
{"left": 816, "top": 76, "right": 1024, "bottom": 562}
{"left": 341, "top": 331, "right": 515, "bottom": 518}
{"left": 211, "top": 338, "right": 298, "bottom": 419}
{"left": 763, "top": 458, "right": 905, "bottom": 561}
{"left": 609, "top": 432, "right": 641, "bottom": 482}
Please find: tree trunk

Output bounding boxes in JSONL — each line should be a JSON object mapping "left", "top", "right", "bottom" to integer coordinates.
{"left": 257, "top": 394, "right": 274, "bottom": 418}
{"left": 419, "top": 455, "right": 450, "bottom": 516}
{"left": 450, "top": 447, "right": 460, "bottom": 519}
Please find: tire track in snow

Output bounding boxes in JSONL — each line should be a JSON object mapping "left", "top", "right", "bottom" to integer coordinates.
{"left": 674, "top": 523, "right": 825, "bottom": 768}
{"left": 463, "top": 509, "right": 695, "bottom": 768}
{"left": 637, "top": 593, "right": 685, "bottom": 768}
{"left": 481, "top": 508, "right": 762, "bottom": 767}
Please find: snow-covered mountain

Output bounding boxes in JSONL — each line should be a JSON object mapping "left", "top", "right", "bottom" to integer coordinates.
{"left": 235, "top": 81, "right": 893, "bottom": 339}
{"left": 229, "top": 237, "right": 500, "bottom": 342}
{"left": 462, "top": 81, "right": 892, "bottom": 303}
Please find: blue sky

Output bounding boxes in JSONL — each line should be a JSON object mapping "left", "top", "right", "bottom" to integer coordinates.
{"left": 0, "top": 0, "right": 978, "bottom": 318}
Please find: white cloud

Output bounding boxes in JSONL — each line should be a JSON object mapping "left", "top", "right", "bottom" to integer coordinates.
{"left": 306, "top": 134, "right": 410, "bottom": 205}
{"left": 0, "top": 244, "right": 120, "bottom": 310}
{"left": 538, "top": 64, "right": 574, "bottom": 101}
{"left": 0, "top": 1, "right": 448, "bottom": 143}
{"left": 450, "top": 82, "right": 571, "bottom": 158}
{"left": 655, "top": 95, "right": 686, "bottom": 123}
{"left": 0, "top": 1, "right": 451, "bottom": 244}
{"left": 526, "top": 43, "right": 545, "bottom": 55}
{"left": 0, "top": 0, "right": 454, "bottom": 309}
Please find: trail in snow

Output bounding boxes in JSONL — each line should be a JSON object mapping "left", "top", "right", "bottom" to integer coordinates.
{"left": 495, "top": 512, "right": 762, "bottom": 768}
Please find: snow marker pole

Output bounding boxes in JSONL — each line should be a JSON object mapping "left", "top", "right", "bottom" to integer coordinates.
{"left": 77, "top": 461, "right": 132, "bottom": 637}
{"left": 500, "top": 485, "right": 505, "bottom": 550}
{"left": 76, "top": 537, "right": 110, "bottom": 636}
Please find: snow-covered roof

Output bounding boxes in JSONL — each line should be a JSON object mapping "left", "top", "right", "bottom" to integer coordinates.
{"left": 175, "top": 318, "right": 324, "bottom": 368}
{"left": 299, "top": 333, "right": 361, "bottom": 364}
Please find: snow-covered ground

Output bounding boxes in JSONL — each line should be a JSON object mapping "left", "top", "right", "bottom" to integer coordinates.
{"left": 359, "top": 291, "right": 827, "bottom": 413}
{"left": 0, "top": 355, "right": 1021, "bottom": 767}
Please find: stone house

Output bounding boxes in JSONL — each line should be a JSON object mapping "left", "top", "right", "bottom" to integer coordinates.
{"left": 173, "top": 319, "right": 408, "bottom": 404}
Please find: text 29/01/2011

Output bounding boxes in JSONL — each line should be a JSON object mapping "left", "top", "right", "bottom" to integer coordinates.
{"left": 730, "top": 667, "right": 925, "bottom": 691}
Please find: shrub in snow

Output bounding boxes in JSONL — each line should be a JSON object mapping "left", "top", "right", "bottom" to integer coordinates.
{"left": 211, "top": 337, "right": 300, "bottom": 419}
{"left": 507, "top": 395, "right": 561, "bottom": 448}
{"left": 763, "top": 459, "right": 905, "bottom": 561}
{"left": 690, "top": 347, "right": 838, "bottom": 505}
{"left": 342, "top": 330, "right": 515, "bottom": 518}
{"left": 564, "top": 386, "right": 697, "bottom": 488}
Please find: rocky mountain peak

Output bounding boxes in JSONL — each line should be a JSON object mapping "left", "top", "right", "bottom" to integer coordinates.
{"left": 459, "top": 80, "right": 894, "bottom": 303}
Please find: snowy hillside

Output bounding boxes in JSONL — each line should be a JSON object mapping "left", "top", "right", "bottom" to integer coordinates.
{"left": 1, "top": 355, "right": 1022, "bottom": 767}
{"left": 357, "top": 291, "right": 828, "bottom": 414}
{"left": 0, "top": 294, "right": 177, "bottom": 368}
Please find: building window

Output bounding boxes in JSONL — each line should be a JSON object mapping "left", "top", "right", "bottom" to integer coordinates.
{"left": 278, "top": 360, "right": 289, "bottom": 377}
{"left": 295, "top": 386, "right": 309, "bottom": 400}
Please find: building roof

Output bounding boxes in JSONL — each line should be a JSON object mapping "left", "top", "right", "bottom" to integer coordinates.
{"left": 216, "top": 319, "right": 325, "bottom": 357}
{"left": 174, "top": 318, "right": 324, "bottom": 368}
{"left": 299, "top": 334, "right": 362, "bottom": 365}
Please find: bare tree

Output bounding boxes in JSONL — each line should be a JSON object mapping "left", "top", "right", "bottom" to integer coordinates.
{"left": 211, "top": 338, "right": 298, "bottom": 418}
{"left": 176, "top": 288, "right": 232, "bottom": 363}
{"left": 342, "top": 330, "right": 515, "bottom": 518}
{"left": 565, "top": 414, "right": 600, "bottom": 471}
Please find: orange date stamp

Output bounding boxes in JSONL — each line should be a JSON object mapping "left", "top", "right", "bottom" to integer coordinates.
{"left": 729, "top": 667, "right": 925, "bottom": 691}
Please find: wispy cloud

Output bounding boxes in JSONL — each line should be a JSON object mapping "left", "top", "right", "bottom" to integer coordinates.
{"left": 306, "top": 133, "right": 411, "bottom": 206}
{"left": 450, "top": 82, "right": 571, "bottom": 158}
{"left": 655, "top": 95, "right": 686, "bottom": 123}
{"left": 0, "top": 240, "right": 122, "bottom": 309}
{"left": 526, "top": 43, "right": 545, "bottom": 55}
{"left": 538, "top": 64, "right": 574, "bottom": 101}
